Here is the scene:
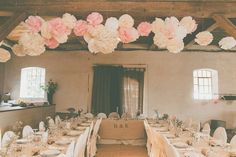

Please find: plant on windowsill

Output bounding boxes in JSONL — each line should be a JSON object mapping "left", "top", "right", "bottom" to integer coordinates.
{"left": 41, "top": 79, "right": 58, "bottom": 105}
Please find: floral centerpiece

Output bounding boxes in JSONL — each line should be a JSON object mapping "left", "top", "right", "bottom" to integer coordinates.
{"left": 41, "top": 79, "right": 58, "bottom": 105}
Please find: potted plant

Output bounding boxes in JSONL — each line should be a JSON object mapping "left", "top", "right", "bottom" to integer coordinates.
{"left": 41, "top": 79, "right": 58, "bottom": 105}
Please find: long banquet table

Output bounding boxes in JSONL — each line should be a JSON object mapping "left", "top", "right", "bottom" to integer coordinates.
{"left": 147, "top": 120, "right": 232, "bottom": 157}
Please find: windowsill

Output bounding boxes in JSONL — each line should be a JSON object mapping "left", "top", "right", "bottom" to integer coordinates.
{"left": 0, "top": 104, "right": 55, "bottom": 112}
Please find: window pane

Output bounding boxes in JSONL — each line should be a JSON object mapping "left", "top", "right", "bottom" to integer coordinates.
{"left": 20, "top": 67, "right": 45, "bottom": 99}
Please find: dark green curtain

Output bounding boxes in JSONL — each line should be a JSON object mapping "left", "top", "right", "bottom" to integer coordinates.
{"left": 91, "top": 65, "right": 123, "bottom": 115}
{"left": 123, "top": 68, "right": 145, "bottom": 113}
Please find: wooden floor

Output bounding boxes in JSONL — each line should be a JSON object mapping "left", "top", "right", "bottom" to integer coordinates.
{"left": 96, "top": 144, "right": 148, "bottom": 157}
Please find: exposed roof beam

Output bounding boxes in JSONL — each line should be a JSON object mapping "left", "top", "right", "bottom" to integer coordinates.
{"left": 185, "top": 22, "right": 218, "bottom": 49}
{"left": 0, "top": 12, "right": 27, "bottom": 43}
{"left": 1, "top": 2, "right": 236, "bottom": 18}
{"left": 0, "top": 10, "right": 14, "bottom": 16}
{"left": 212, "top": 14, "right": 236, "bottom": 39}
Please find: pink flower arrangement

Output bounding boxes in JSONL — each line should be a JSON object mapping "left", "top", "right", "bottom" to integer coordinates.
{"left": 45, "top": 38, "right": 59, "bottom": 49}
{"left": 137, "top": 22, "right": 152, "bottom": 36}
{"left": 74, "top": 20, "right": 89, "bottom": 36}
{"left": 25, "top": 16, "right": 44, "bottom": 33}
{"left": 87, "top": 12, "right": 103, "bottom": 26}
{"left": 118, "top": 27, "right": 139, "bottom": 43}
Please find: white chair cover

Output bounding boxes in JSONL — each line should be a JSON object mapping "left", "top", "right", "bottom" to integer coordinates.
{"left": 74, "top": 133, "right": 85, "bottom": 157}
{"left": 86, "top": 122, "right": 94, "bottom": 157}
{"left": 2, "top": 131, "right": 16, "bottom": 148}
{"left": 202, "top": 123, "right": 210, "bottom": 135}
{"left": 137, "top": 114, "right": 146, "bottom": 120}
{"left": 165, "top": 143, "right": 180, "bottom": 157}
{"left": 191, "top": 120, "right": 201, "bottom": 132}
{"left": 55, "top": 115, "right": 62, "bottom": 125}
{"left": 213, "top": 127, "right": 227, "bottom": 144}
{"left": 48, "top": 118, "right": 55, "bottom": 128}
{"left": 39, "top": 121, "right": 46, "bottom": 132}
{"left": 66, "top": 141, "right": 75, "bottom": 157}
{"left": 74, "top": 127, "right": 90, "bottom": 157}
{"left": 22, "top": 125, "right": 34, "bottom": 138}
{"left": 97, "top": 113, "right": 107, "bottom": 119}
{"left": 90, "top": 118, "right": 102, "bottom": 157}
{"left": 230, "top": 135, "right": 236, "bottom": 149}
{"left": 85, "top": 113, "right": 94, "bottom": 119}
{"left": 183, "top": 118, "right": 192, "bottom": 129}
{"left": 108, "top": 112, "right": 120, "bottom": 119}
{"left": 121, "top": 112, "right": 132, "bottom": 119}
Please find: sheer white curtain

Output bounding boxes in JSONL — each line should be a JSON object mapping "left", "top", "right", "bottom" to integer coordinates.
{"left": 123, "top": 77, "right": 139, "bottom": 117}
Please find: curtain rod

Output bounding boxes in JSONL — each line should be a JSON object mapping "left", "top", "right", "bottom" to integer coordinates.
{"left": 93, "top": 64, "right": 147, "bottom": 67}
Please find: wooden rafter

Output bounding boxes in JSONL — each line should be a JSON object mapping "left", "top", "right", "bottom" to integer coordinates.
{"left": 185, "top": 23, "right": 218, "bottom": 49}
{"left": 1, "top": 1, "right": 236, "bottom": 18}
{"left": 212, "top": 14, "right": 236, "bottom": 39}
{"left": 0, "top": 12, "right": 27, "bottom": 43}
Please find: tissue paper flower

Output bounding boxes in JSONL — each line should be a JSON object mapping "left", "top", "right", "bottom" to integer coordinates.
{"left": 219, "top": 36, "right": 236, "bottom": 50}
{"left": 45, "top": 38, "right": 60, "bottom": 49}
{"left": 62, "top": 13, "right": 77, "bottom": 29}
{"left": 87, "top": 12, "right": 103, "bottom": 26}
{"left": 180, "top": 16, "right": 197, "bottom": 34}
{"left": 118, "top": 27, "right": 139, "bottom": 43}
{"left": 105, "top": 17, "right": 119, "bottom": 32}
{"left": 25, "top": 16, "right": 44, "bottom": 33}
{"left": 74, "top": 20, "right": 89, "bottom": 36}
{"left": 166, "top": 38, "right": 184, "bottom": 53}
{"left": 118, "top": 14, "right": 134, "bottom": 28}
{"left": 195, "top": 31, "right": 213, "bottom": 46}
{"left": 12, "top": 44, "right": 26, "bottom": 56}
{"left": 137, "top": 22, "right": 152, "bottom": 36}
{"left": 0, "top": 48, "right": 11, "bottom": 62}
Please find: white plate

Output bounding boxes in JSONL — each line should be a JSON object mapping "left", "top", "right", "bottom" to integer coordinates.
{"left": 164, "top": 134, "right": 176, "bottom": 139}
{"left": 76, "top": 126, "right": 87, "bottom": 131}
{"left": 155, "top": 127, "right": 168, "bottom": 132}
{"left": 67, "top": 130, "right": 83, "bottom": 136}
{"left": 40, "top": 149, "right": 60, "bottom": 157}
{"left": 55, "top": 139, "right": 71, "bottom": 145}
{"left": 16, "top": 139, "right": 30, "bottom": 144}
{"left": 173, "top": 142, "right": 189, "bottom": 148}
{"left": 80, "top": 123, "right": 90, "bottom": 127}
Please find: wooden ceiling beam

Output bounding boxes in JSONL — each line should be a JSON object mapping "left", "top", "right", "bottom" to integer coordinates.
{"left": 1, "top": 2, "right": 236, "bottom": 18}
{"left": 212, "top": 14, "right": 236, "bottom": 39}
{"left": 0, "top": 12, "right": 27, "bottom": 43}
{"left": 0, "top": 11, "right": 14, "bottom": 16}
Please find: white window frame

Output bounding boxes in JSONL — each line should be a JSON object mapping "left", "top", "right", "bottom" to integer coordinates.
{"left": 193, "top": 69, "right": 218, "bottom": 100}
{"left": 20, "top": 67, "right": 46, "bottom": 100}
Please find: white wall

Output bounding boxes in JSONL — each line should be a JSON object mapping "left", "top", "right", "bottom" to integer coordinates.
{"left": 3, "top": 50, "right": 236, "bottom": 128}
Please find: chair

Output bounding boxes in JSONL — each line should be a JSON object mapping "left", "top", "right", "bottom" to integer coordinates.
{"left": 85, "top": 113, "right": 94, "bottom": 119}
{"left": 230, "top": 135, "right": 236, "bottom": 149}
{"left": 202, "top": 123, "right": 211, "bottom": 135}
{"left": 65, "top": 141, "right": 76, "bottom": 157}
{"left": 213, "top": 127, "right": 227, "bottom": 144}
{"left": 48, "top": 118, "right": 55, "bottom": 128}
{"left": 55, "top": 115, "right": 62, "bottom": 125}
{"left": 86, "top": 121, "right": 94, "bottom": 157}
{"left": 108, "top": 112, "right": 120, "bottom": 119}
{"left": 191, "top": 120, "right": 201, "bottom": 132}
{"left": 183, "top": 118, "right": 192, "bottom": 129}
{"left": 39, "top": 121, "right": 45, "bottom": 132}
{"left": 90, "top": 118, "right": 102, "bottom": 157}
{"left": 74, "top": 127, "right": 90, "bottom": 157}
{"left": 165, "top": 144, "right": 180, "bottom": 157}
{"left": 210, "top": 120, "right": 226, "bottom": 136}
{"left": 22, "top": 125, "right": 34, "bottom": 138}
{"left": 97, "top": 113, "right": 107, "bottom": 119}
{"left": 121, "top": 112, "right": 132, "bottom": 119}
{"left": 2, "top": 131, "right": 16, "bottom": 148}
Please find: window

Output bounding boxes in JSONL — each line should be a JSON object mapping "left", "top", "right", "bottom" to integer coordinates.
{"left": 193, "top": 69, "right": 218, "bottom": 100}
{"left": 20, "top": 67, "right": 46, "bottom": 99}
